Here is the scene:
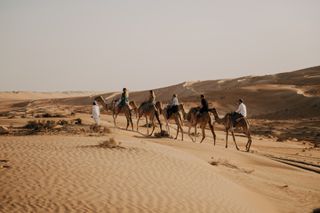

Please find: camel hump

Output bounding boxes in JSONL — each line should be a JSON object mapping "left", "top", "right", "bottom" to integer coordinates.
{"left": 139, "top": 101, "right": 153, "bottom": 112}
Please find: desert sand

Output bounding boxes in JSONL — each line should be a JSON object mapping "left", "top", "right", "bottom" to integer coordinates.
{"left": 1, "top": 67, "right": 320, "bottom": 213}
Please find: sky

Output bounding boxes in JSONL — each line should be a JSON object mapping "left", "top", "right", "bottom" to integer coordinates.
{"left": 0, "top": 0, "right": 319, "bottom": 92}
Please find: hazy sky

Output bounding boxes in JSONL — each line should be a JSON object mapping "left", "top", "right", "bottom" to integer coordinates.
{"left": 1, "top": 0, "right": 319, "bottom": 91}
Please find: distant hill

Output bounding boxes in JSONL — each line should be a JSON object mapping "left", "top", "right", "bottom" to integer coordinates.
{"left": 1, "top": 66, "right": 320, "bottom": 120}
{"left": 95, "top": 66, "right": 320, "bottom": 119}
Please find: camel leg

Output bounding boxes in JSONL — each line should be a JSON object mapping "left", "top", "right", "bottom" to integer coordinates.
{"left": 179, "top": 113, "right": 183, "bottom": 127}
{"left": 179, "top": 118, "right": 184, "bottom": 141}
{"left": 146, "top": 116, "right": 149, "bottom": 135}
{"left": 126, "top": 118, "right": 129, "bottom": 130}
{"left": 130, "top": 117, "right": 134, "bottom": 131}
{"left": 149, "top": 118, "right": 156, "bottom": 136}
{"left": 125, "top": 112, "right": 129, "bottom": 130}
{"left": 200, "top": 125, "right": 206, "bottom": 143}
{"left": 114, "top": 114, "right": 118, "bottom": 128}
{"left": 113, "top": 111, "right": 117, "bottom": 127}
{"left": 188, "top": 123, "right": 195, "bottom": 142}
{"left": 246, "top": 132, "right": 252, "bottom": 152}
{"left": 165, "top": 118, "right": 170, "bottom": 135}
{"left": 225, "top": 128, "right": 229, "bottom": 148}
{"left": 174, "top": 117, "right": 180, "bottom": 140}
{"left": 194, "top": 124, "right": 198, "bottom": 142}
{"left": 136, "top": 115, "right": 141, "bottom": 132}
{"left": 178, "top": 114, "right": 183, "bottom": 141}
{"left": 128, "top": 111, "right": 134, "bottom": 131}
{"left": 209, "top": 121, "right": 216, "bottom": 146}
{"left": 175, "top": 124, "right": 179, "bottom": 140}
{"left": 231, "top": 130, "right": 239, "bottom": 150}
{"left": 155, "top": 111, "right": 162, "bottom": 132}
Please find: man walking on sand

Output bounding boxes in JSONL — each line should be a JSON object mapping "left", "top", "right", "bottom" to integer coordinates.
{"left": 92, "top": 101, "right": 100, "bottom": 125}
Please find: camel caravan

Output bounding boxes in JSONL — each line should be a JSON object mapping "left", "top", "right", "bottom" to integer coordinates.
{"left": 93, "top": 88, "right": 252, "bottom": 152}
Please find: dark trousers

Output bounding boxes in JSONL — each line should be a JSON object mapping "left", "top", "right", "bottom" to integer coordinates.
{"left": 199, "top": 107, "right": 208, "bottom": 114}
{"left": 231, "top": 112, "right": 243, "bottom": 127}
{"left": 167, "top": 105, "right": 179, "bottom": 119}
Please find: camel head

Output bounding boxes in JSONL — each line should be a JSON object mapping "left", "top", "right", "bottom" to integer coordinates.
{"left": 209, "top": 108, "right": 217, "bottom": 114}
{"left": 94, "top": 96, "right": 108, "bottom": 111}
{"left": 209, "top": 108, "right": 225, "bottom": 124}
{"left": 129, "top": 101, "right": 137, "bottom": 109}
{"left": 94, "top": 96, "right": 102, "bottom": 103}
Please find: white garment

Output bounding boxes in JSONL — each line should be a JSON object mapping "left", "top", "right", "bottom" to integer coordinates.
{"left": 171, "top": 97, "right": 179, "bottom": 106}
{"left": 92, "top": 105, "right": 100, "bottom": 124}
{"left": 236, "top": 103, "right": 247, "bottom": 117}
{"left": 93, "top": 117, "right": 100, "bottom": 125}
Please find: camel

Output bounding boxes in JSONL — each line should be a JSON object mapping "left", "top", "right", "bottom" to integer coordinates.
{"left": 157, "top": 103, "right": 186, "bottom": 140}
{"left": 210, "top": 108, "right": 252, "bottom": 152}
{"left": 129, "top": 101, "right": 139, "bottom": 118}
{"left": 186, "top": 107, "right": 216, "bottom": 144}
{"left": 131, "top": 101, "right": 163, "bottom": 136}
{"left": 94, "top": 96, "right": 134, "bottom": 131}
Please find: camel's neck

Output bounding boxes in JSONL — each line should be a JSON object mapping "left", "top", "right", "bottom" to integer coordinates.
{"left": 212, "top": 110, "right": 225, "bottom": 124}
{"left": 131, "top": 103, "right": 138, "bottom": 110}
{"left": 96, "top": 98, "right": 107, "bottom": 109}
{"left": 179, "top": 105, "right": 187, "bottom": 119}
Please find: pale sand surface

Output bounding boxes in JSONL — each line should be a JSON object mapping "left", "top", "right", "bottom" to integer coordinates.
{"left": 0, "top": 114, "right": 319, "bottom": 213}
{"left": 0, "top": 66, "right": 319, "bottom": 212}
{"left": 0, "top": 135, "right": 274, "bottom": 213}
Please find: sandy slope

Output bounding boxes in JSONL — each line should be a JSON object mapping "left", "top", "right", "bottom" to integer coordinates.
{"left": 0, "top": 66, "right": 320, "bottom": 212}
{"left": 0, "top": 134, "right": 275, "bottom": 213}
{"left": 0, "top": 111, "right": 319, "bottom": 213}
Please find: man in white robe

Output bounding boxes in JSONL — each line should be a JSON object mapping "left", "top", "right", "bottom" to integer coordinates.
{"left": 92, "top": 101, "right": 100, "bottom": 125}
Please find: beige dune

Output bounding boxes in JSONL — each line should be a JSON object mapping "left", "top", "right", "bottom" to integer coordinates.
{"left": 0, "top": 134, "right": 276, "bottom": 213}
{"left": 0, "top": 111, "right": 319, "bottom": 212}
{"left": 0, "top": 66, "right": 320, "bottom": 212}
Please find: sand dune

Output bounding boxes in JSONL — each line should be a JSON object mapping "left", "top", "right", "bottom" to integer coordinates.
{"left": 1, "top": 66, "right": 320, "bottom": 212}
{"left": 0, "top": 135, "right": 276, "bottom": 213}
{"left": 0, "top": 91, "right": 101, "bottom": 101}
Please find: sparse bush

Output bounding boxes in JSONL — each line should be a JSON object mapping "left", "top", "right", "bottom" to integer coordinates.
{"left": 98, "top": 138, "right": 121, "bottom": 148}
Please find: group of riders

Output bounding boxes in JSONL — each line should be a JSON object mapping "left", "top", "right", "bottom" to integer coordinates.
{"left": 92, "top": 88, "right": 247, "bottom": 128}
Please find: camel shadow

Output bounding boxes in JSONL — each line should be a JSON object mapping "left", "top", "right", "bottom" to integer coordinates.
{"left": 78, "top": 144, "right": 126, "bottom": 150}
{"left": 116, "top": 127, "right": 137, "bottom": 132}
{"left": 133, "top": 135, "right": 155, "bottom": 139}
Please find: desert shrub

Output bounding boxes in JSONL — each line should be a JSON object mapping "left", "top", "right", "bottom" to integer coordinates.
{"left": 98, "top": 138, "right": 120, "bottom": 148}
{"left": 24, "top": 120, "right": 56, "bottom": 130}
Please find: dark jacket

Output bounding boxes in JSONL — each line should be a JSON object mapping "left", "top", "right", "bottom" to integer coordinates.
{"left": 200, "top": 98, "right": 208, "bottom": 113}
{"left": 119, "top": 92, "right": 128, "bottom": 106}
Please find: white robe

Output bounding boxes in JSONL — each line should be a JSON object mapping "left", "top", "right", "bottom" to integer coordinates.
{"left": 92, "top": 105, "right": 100, "bottom": 125}
{"left": 170, "top": 97, "right": 179, "bottom": 106}
{"left": 236, "top": 103, "right": 247, "bottom": 117}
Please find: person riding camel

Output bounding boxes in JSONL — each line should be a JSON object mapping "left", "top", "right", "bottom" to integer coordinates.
{"left": 167, "top": 94, "right": 179, "bottom": 119}
{"left": 148, "top": 90, "right": 156, "bottom": 104}
{"left": 199, "top": 94, "right": 209, "bottom": 115}
{"left": 145, "top": 90, "right": 158, "bottom": 111}
{"left": 231, "top": 99, "right": 247, "bottom": 127}
{"left": 117, "top": 88, "right": 129, "bottom": 109}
